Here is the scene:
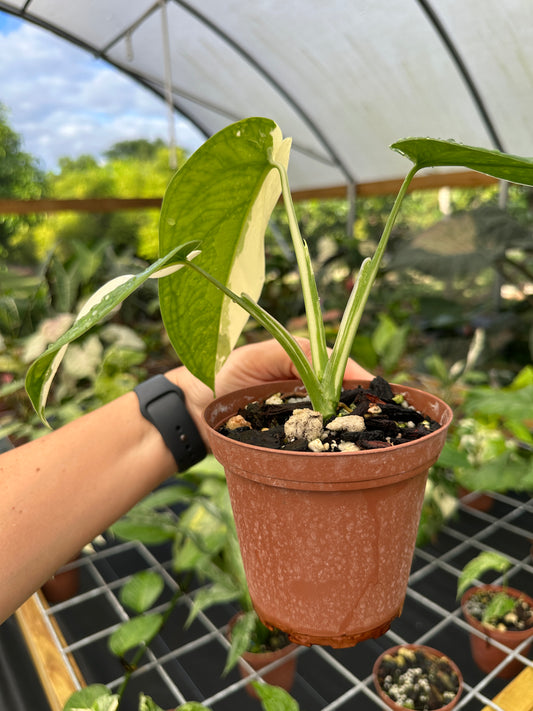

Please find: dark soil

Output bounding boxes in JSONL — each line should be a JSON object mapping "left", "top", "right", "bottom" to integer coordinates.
{"left": 218, "top": 376, "right": 442, "bottom": 453}
{"left": 465, "top": 589, "right": 533, "bottom": 632}
{"left": 376, "top": 646, "right": 460, "bottom": 710}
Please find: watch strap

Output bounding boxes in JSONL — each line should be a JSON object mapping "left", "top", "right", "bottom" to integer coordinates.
{"left": 134, "top": 375, "right": 206, "bottom": 471}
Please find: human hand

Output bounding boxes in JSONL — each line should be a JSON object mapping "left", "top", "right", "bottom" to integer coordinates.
{"left": 166, "top": 338, "right": 372, "bottom": 445}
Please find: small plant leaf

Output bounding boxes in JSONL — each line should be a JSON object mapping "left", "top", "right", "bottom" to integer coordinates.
{"left": 224, "top": 610, "right": 258, "bottom": 674}
{"left": 457, "top": 551, "right": 511, "bottom": 598}
{"left": 176, "top": 703, "right": 212, "bottom": 711}
{"left": 186, "top": 580, "right": 241, "bottom": 627}
{"left": 108, "top": 613, "right": 163, "bottom": 657}
{"left": 63, "top": 685, "right": 117, "bottom": 711}
{"left": 158, "top": 117, "right": 291, "bottom": 391}
{"left": 120, "top": 571, "right": 165, "bottom": 614}
{"left": 138, "top": 694, "right": 166, "bottom": 711}
{"left": 392, "top": 138, "right": 533, "bottom": 186}
{"left": 251, "top": 682, "right": 300, "bottom": 710}
{"left": 483, "top": 592, "right": 517, "bottom": 625}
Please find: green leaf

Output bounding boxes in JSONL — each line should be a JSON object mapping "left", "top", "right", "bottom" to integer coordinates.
{"left": 158, "top": 117, "right": 291, "bottom": 391}
{"left": 25, "top": 242, "right": 199, "bottom": 424}
{"left": 176, "top": 703, "right": 212, "bottom": 711}
{"left": 63, "top": 685, "right": 117, "bottom": 711}
{"left": 110, "top": 512, "right": 177, "bottom": 545}
{"left": 455, "top": 451, "right": 533, "bottom": 493}
{"left": 392, "top": 137, "right": 533, "bottom": 186}
{"left": 483, "top": 592, "right": 517, "bottom": 625}
{"left": 186, "top": 580, "right": 240, "bottom": 627}
{"left": 175, "top": 500, "right": 228, "bottom": 565}
{"left": 251, "top": 682, "right": 300, "bottom": 710}
{"left": 120, "top": 571, "right": 165, "bottom": 614}
{"left": 138, "top": 693, "right": 166, "bottom": 711}
{"left": 224, "top": 610, "right": 258, "bottom": 674}
{"left": 134, "top": 484, "right": 194, "bottom": 510}
{"left": 108, "top": 613, "right": 163, "bottom": 657}
{"left": 464, "top": 384, "right": 533, "bottom": 420}
{"left": 457, "top": 551, "right": 511, "bottom": 598}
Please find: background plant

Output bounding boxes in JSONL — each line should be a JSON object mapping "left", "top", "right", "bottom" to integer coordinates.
{"left": 457, "top": 551, "right": 519, "bottom": 626}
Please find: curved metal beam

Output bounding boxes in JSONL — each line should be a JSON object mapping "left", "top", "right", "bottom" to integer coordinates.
{"left": 172, "top": 0, "right": 356, "bottom": 184}
{"left": 0, "top": 1, "right": 212, "bottom": 142}
{"left": 415, "top": 0, "right": 505, "bottom": 152}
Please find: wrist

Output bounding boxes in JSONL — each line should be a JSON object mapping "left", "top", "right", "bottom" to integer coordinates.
{"left": 134, "top": 375, "right": 207, "bottom": 472}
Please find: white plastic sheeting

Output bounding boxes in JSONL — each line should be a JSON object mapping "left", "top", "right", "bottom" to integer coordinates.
{"left": 1, "top": 0, "right": 532, "bottom": 193}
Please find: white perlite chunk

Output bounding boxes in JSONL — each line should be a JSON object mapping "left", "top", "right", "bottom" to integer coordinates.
{"left": 225, "top": 414, "right": 251, "bottom": 430}
{"left": 337, "top": 441, "right": 360, "bottom": 452}
{"left": 308, "top": 438, "right": 329, "bottom": 452}
{"left": 284, "top": 408, "right": 323, "bottom": 442}
{"left": 326, "top": 415, "right": 365, "bottom": 433}
{"left": 265, "top": 393, "right": 284, "bottom": 405}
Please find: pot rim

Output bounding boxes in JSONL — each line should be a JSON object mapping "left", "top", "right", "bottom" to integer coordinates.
{"left": 372, "top": 643, "right": 463, "bottom": 711}
{"left": 204, "top": 379, "right": 452, "bottom": 489}
{"left": 204, "top": 379, "right": 452, "bottom": 460}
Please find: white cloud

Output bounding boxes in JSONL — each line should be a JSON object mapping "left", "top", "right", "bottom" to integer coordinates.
{"left": 0, "top": 15, "right": 204, "bottom": 170}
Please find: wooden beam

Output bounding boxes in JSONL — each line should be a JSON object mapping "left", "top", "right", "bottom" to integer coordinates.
{"left": 15, "top": 591, "right": 85, "bottom": 710}
{"left": 0, "top": 170, "right": 499, "bottom": 215}
{"left": 481, "top": 666, "right": 533, "bottom": 711}
{"left": 0, "top": 197, "right": 162, "bottom": 215}
{"left": 291, "top": 170, "right": 498, "bottom": 201}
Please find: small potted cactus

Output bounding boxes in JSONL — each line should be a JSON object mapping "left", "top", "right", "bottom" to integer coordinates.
{"left": 373, "top": 644, "right": 463, "bottom": 711}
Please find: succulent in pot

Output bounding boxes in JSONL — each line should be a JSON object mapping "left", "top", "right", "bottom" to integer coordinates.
{"left": 457, "top": 550, "right": 533, "bottom": 677}
{"left": 373, "top": 644, "right": 463, "bottom": 711}
{"left": 25, "top": 118, "right": 533, "bottom": 646}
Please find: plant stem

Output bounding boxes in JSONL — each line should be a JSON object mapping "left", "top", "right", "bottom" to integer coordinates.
{"left": 184, "top": 260, "right": 327, "bottom": 409}
{"left": 271, "top": 159, "right": 329, "bottom": 381}
{"left": 326, "top": 165, "right": 419, "bottom": 400}
{"left": 116, "top": 586, "right": 185, "bottom": 708}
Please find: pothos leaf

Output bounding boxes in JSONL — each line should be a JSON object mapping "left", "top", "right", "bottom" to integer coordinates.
{"left": 251, "top": 682, "right": 300, "bottom": 710}
{"left": 120, "top": 571, "right": 165, "bottom": 614}
{"left": 224, "top": 610, "right": 258, "bottom": 675}
{"left": 63, "top": 685, "right": 117, "bottom": 711}
{"left": 108, "top": 613, "right": 163, "bottom": 657}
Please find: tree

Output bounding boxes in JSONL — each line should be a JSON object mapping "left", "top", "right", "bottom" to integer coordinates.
{"left": 104, "top": 138, "right": 166, "bottom": 162}
{"left": 0, "top": 103, "right": 47, "bottom": 260}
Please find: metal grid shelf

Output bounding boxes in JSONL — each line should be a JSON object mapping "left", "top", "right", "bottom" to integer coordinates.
{"left": 16, "top": 489, "right": 533, "bottom": 711}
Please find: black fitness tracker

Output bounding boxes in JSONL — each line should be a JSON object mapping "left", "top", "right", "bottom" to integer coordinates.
{"left": 134, "top": 375, "right": 207, "bottom": 471}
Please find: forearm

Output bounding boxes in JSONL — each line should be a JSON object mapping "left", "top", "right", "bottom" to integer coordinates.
{"left": 0, "top": 385, "right": 183, "bottom": 623}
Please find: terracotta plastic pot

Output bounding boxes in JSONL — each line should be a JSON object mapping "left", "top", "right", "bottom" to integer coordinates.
{"left": 204, "top": 379, "right": 452, "bottom": 647}
{"left": 457, "top": 487, "right": 494, "bottom": 512}
{"left": 461, "top": 584, "right": 533, "bottom": 678}
{"left": 373, "top": 644, "right": 463, "bottom": 710}
{"left": 41, "top": 555, "right": 81, "bottom": 603}
{"left": 228, "top": 614, "right": 298, "bottom": 697}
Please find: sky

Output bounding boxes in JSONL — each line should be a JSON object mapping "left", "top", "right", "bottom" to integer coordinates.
{"left": 0, "top": 10, "right": 204, "bottom": 172}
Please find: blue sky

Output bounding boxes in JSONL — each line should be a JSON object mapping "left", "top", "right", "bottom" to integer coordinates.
{"left": 0, "top": 11, "right": 203, "bottom": 171}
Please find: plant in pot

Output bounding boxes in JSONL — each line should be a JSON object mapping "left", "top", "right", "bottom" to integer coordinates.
{"left": 457, "top": 550, "right": 533, "bottom": 678}
{"left": 437, "top": 364, "right": 533, "bottom": 511}
{"left": 110, "top": 456, "right": 299, "bottom": 693}
{"left": 373, "top": 644, "right": 463, "bottom": 711}
{"left": 26, "top": 117, "right": 533, "bottom": 648}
